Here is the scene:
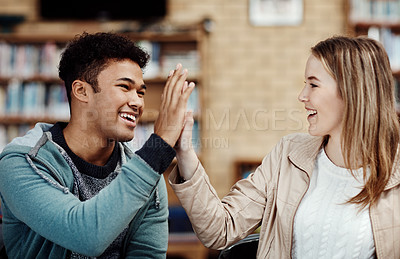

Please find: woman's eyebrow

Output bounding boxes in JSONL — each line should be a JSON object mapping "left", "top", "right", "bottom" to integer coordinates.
{"left": 307, "top": 76, "right": 320, "bottom": 82}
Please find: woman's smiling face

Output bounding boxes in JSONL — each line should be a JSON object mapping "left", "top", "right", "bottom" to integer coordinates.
{"left": 298, "top": 54, "right": 345, "bottom": 139}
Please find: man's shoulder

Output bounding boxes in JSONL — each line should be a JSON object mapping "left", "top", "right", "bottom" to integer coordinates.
{"left": 0, "top": 144, "right": 31, "bottom": 161}
{"left": 3, "top": 123, "right": 53, "bottom": 149}
{"left": 0, "top": 123, "right": 59, "bottom": 162}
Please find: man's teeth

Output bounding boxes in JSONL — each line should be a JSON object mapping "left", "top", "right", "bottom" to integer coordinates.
{"left": 120, "top": 113, "right": 136, "bottom": 122}
{"left": 307, "top": 110, "right": 317, "bottom": 116}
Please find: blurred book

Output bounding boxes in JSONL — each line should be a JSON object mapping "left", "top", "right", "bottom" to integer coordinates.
{"left": 161, "top": 50, "right": 200, "bottom": 77}
{"left": 47, "top": 84, "right": 70, "bottom": 120}
{"left": 22, "top": 82, "right": 46, "bottom": 116}
{"left": 6, "top": 78, "right": 22, "bottom": 115}
{"left": 350, "top": 0, "right": 400, "bottom": 22}
{"left": 138, "top": 41, "right": 161, "bottom": 79}
{"left": 0, "top": 42, "right": 62, "bottom": 78}
{"left": 127, "top": 122, "right": 155, "bottom": 152}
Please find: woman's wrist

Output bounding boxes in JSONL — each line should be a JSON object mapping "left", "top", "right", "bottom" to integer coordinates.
{"left": 176, "top": 148, "right": 198, "bottom": 181}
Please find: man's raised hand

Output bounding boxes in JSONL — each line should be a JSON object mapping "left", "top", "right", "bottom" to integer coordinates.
{"left": 154, "top": 63, "right": 195, "bottom": 147}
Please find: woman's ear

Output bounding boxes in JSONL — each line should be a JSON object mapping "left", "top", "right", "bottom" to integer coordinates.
{"left": 71, "top": 80, "right": 91, "bottom": 103}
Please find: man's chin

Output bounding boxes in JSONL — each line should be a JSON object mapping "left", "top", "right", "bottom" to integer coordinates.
{"left": 109, "top": 133, "right": 135, "bottom": 143}
{"left": 117, "top": 136, "right": 134, "bottom": 143}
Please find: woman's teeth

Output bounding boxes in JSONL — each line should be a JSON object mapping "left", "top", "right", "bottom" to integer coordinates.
{"left": 307, "top": 110, "right": 317, "bottom": 116}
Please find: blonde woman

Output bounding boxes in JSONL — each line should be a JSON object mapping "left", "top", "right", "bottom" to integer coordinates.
{"left": 170, "top": 36, "right": 400, "bottom": 258}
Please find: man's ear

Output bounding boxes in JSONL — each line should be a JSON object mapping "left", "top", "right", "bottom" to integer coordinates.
{"left": 71, "top": 80, "right": 91, "bottom": 103}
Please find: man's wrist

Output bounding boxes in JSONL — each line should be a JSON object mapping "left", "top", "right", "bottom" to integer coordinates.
{"left": 135, "top": 134, "right": 176, "bottom": 174}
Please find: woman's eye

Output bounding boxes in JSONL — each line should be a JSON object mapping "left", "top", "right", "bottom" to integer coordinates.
{"left": 138, "top": 91, "right": 145, "bottom": 96}
{"left": 304, "top": 81, "right": 318, "bottom": 88}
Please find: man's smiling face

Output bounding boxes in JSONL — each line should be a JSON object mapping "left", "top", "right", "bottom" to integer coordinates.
{"left": 86, "top": 59, "right": 146, "bottom": 143}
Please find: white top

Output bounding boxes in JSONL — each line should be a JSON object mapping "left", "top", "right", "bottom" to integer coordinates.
{"left": 292, "top": 149, "right": 376, "bottom": 259}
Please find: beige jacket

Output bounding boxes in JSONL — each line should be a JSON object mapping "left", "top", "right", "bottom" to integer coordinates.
{"left": 169, "top": 133, "right": 400, "bottom": 258}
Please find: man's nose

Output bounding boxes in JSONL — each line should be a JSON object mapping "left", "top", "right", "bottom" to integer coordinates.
{"left": 128, "top": 91, "right": 143, "bottom": 108}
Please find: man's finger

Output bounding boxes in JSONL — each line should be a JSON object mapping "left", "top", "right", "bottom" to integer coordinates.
{"left": 165, "top": 64, "right": 186, "bottom": 104}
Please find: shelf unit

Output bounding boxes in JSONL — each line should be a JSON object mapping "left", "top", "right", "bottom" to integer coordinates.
{"left": 0, "top": 26, "right": 204, "bottom": 153}
{"left": 346, "top": 0, "right": 400, "bottom": 109}
{"left": 234, "top": 159, "right": 262, "bottom": 183}
{"left": 0, "top": 24, "right": 207, "bottom": 258}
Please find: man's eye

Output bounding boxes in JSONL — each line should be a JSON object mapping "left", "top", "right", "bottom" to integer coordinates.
{"left": 138, "top": 91, "right": 145, "bottom": 96}
{"left": 310, "top": 83, "right": 318, "bottom": 88}
{"left": 118, "top": 85, "right": 129, "bottom": 89}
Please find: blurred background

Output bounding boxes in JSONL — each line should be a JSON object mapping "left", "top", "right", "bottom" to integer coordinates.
{"left": 0, "top": 0, "right": 399, "bottom": 258}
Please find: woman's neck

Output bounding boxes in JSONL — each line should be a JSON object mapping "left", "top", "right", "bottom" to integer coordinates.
{"left": 324, "top": 135, "right": 346, "bottom": 168}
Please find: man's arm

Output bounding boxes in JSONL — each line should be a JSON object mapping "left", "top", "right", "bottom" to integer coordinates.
{"left": 0, "top": 151, "right": 162, "bottom": 256}
{"left": 136, "top": 63, "right": 195, "bottom": 175}
{"left": 123, "top": 176, "right": 169, "bottom": 258}
{"left": 0, "top": 64, "right": 195, "bottom": 257}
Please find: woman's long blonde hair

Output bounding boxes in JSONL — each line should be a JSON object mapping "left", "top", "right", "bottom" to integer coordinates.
{"left": 312, "top": 36, "right": 400, "bottom": 208}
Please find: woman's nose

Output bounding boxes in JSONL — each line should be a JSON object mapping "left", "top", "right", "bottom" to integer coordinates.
{"left": 298, "top": 88, "right": 309, "bottom": 102}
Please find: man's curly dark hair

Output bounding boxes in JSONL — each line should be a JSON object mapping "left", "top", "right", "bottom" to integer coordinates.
{"left": 58, "top": 32, "right": 150, "bottom": 104}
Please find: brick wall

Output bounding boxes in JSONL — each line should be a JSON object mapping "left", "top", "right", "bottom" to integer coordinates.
{"left": 0, "top": 0, "right": 347, "bottom": 196}
{"left": 168, "top": 0, "right": 347, "bottom": 195}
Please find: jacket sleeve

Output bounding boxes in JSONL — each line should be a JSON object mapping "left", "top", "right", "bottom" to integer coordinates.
{"left": 0, "top": 151, "right": 163, "bottom": 257}
{"left": 169, "top": 138, "right": 284, "bottom": 250}
{"left": 124, "top": 176, "right": 169, "bottom": 258}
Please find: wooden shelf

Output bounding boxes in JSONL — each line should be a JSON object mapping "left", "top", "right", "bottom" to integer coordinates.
{"left": 0, "top": 21, "right": 206, "bottom": 259}
{"left": 346, "top": 0, "right": 400, "bottom": 117}
{"left": 0, "top": 115, "right": 160, "bottom": 125}
{"left": 350, "top": 21, "right": 400, "bottom": 29}
{"left": 124, "top": 30, "right": 202, "bottom": 43}
{"left": 0, "top": 115, "right": 68, "bottom": 125}
{"left": 234, "top": 159, "right": 262, "bottom": 182}
{"left": 0, "top": 34, "right": 75, "bottom": 44}
{"left": 0, "top": 76, "right": 200, "bottom": 86}
{"left": 168, "top": 233, "right": 208, "bottom": 259}
{"left": 393, "top": 70, "right": 400, "bottom": 78}
{"left": 0, "top": 27, "right": 202, "bottom": 44}
{"left": 0, "top": 76, "right": 63, "bottom": 85}
{"left": 0, "top": 113, "right": 192, "bottom": 125}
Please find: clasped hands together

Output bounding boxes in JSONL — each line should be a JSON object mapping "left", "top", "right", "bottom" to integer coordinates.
{"left": 154, "top": 63, "right": 199, "bottom": 180}
{"left": 154, "top": 64, "right": 195, "bottom": 152}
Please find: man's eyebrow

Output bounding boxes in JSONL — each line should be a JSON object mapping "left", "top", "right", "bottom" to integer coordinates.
{"left": 117, "top": 77, "right": 147, "bottom": 89}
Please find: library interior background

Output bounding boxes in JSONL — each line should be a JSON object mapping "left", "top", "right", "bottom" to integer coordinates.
{"left": 0, "top": 0, "right": 399, "bottom": 258}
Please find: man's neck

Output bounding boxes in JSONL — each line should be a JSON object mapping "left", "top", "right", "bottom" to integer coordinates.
{"left": 63, "top": 122, "right": 115, "bottom": 166}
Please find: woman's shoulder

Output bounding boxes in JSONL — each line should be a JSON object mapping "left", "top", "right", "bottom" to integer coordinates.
{"left": 271, "top": 133, "right": 324, "bottom": 162}
{"left": 280, "top": 132, "right": 322, "bottom": 145}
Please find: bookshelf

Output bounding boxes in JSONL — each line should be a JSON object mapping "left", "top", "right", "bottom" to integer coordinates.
{"left": 346, "top": 0, "right": 400, "bottom": 110}
{"left": 0, "top": 23, "right": 207, "bottom": 258}
{"left": 0, "top": 26, "right": 203, "bottom": 153}
{"left": 234, "top": 160, "right": 262, "bottom": 182}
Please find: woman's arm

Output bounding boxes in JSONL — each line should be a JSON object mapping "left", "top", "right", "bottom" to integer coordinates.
{"left": 175, "top": 111, "right": 199, "bottom": 181}
{"left": 172, "top": 112, "right": 268, "bottom": 249}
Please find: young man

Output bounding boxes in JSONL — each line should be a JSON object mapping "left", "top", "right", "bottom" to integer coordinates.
{"left": 0, "top": 32, "right": 194, "bottom": 258}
